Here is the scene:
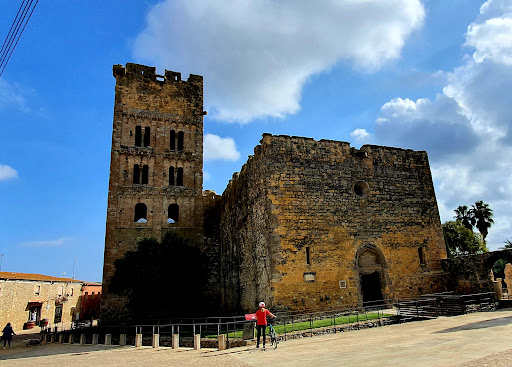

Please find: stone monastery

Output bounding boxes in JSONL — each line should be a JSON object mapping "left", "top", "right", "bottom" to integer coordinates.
{"left": 101, "top": 63, "right": 450, "bottom": 320}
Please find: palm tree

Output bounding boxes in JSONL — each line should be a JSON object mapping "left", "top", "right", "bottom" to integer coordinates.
{"left": 454, "top": 205, "right": 474, "bottom": 230}
{"left": 469, "top": 201, "right": 494, "bottom": 241}
{"left": 503, "top": 238, "right": 512, "bottom": 249}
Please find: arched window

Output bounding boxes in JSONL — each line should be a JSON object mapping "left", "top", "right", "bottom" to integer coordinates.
{"left": 142, "top": 165, "right": 149, "bottom": 184}
{"left": 134, "top": 203, "right": 147, "bottom": 222}
{"left": 144, "top": 127, "right": 151, "bottom": 147}
{"left": 177, "top": 131, "right": 184, "bottom": 151}
{"left": 177, "top": 167, "right": 183, "bottom": 186}
{"left": 135, "top": 126, "right": 142, "bottom": 147}
{"left": 169, "top": 167, "right": 175, "bottom": 186}
{"left": 170, "top": 130, "right": 176, "bottom": 151}
{"left": 168, "top": 204, "right": 179, "bottom": 223}
{"left": 133, "top": 164, "right": 140, "bottom": 184}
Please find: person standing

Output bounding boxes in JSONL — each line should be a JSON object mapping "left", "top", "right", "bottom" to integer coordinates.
{"left": 255, "top": 301, "right": 275, "bottom": 349}
{"left": 2, "top": 323, "right": 16, "bottom": 349}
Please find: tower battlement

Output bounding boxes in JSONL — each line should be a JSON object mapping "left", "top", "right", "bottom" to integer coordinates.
{"left": 113, "top": 63, "right": 203, "bottom": 86}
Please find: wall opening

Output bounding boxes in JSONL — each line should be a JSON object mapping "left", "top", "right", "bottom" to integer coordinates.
{"left": 418, "top": 247, "right": 426, "bottom": 265}
{"left": 177, "top": 167, "right": 183, "bottom": 186}
{"left": 357, "top": 246, "right": 386, "bottom": 306}
{"left": 169, "top": 167, "right": 175, "bottom": 185}
{"left": 178, "top": 131, "right": 184, "bottom": 151}
{"left": 133, "top": 164, "right": 140, "bottom": 184}
{"left": 144, "top": 127, "right": 151, "bottom": 147}
{"left": 134, "top": 203, "right": 148, "bottom": 222}
{"left": 361, "top": 272, "right": 383, "bottom": 304}
{"left": 135, "top": 126, "right": 142, "bottom": 147}
{"left": 168, "top": 204, "right": 179, "bottom": 223}
{"left": 142, "top": 165, "right": 149, "bottom": 184}
{"left": 354, "top": 181, "right": 370, "bottom": 197}
{"left": 306, "top": 247, "right": 310, "bottom": 265}
{"left": 170, "top": 130, "right": 176, "bottom": 150}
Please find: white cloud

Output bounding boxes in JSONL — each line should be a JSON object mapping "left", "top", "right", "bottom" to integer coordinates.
{"left": 0, "top": 79, "right": 29, "bottom": 112}
{"left": 350, "top": 128, "right": 371, "bottom": 142}
{"left": 204, "top": 133, "right": 241, "bottom": 161}
{"left": 133, "top": 0, "right": 424, "bottom": 123}
{"left": 21, "top": 237, "right": 71, "bottom": 247}
{"left": 375, "top": 0, "right": 512, "bottom": 250}
{"left": 0, "top": 164, "right": 18, "bottom": 181}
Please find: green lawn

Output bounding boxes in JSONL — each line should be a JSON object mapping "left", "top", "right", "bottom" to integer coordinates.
{"left": 207, "top": 312, "right": 392, "bottom": 339}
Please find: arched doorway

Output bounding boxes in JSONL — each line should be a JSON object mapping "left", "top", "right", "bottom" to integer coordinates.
{"left": 356, "top": 245, "right": 386, "bottom": 305}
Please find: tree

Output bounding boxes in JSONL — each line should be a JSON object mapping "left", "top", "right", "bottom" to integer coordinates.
{"left": 109, "top": 231, "right": 209, "bottom": 324}
{"left": 453, "top": 205, "right": 475, "bottom": 231}
{"left": 468, "top": 200, "right": 494, "bottom": 241}
{"left": 503, "top": 238, "right": 512, "bottom": 249}
{"left": 442, "top": 221, "right": 487, "bottom": 257}
{"left": 492, "top": 259, "right": 508, "bottom": 279}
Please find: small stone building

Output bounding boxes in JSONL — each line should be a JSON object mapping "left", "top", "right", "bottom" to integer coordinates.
{"left": 0, "top": 272, "right": 82, "bottom": 331}
{"left": 102, "top": 63, "right": 448, "bottom": 320}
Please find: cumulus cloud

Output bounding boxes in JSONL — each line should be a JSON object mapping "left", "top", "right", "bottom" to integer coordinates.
{"left": 0, "top": 164, "right": 18, "bottom": 181}
{"left": 375, "top": 0, "right": 512, "bottom": 250}
{"left": 21, "top": 237, "right": 71, "bottom": 247}
{"left": 350, "top": 128, "right": 371, "bottom": 143}
{"left": 133, "top": 0, "right": 425, "bottom": 123}
{"left": 204, "top": 133, "right": 241, "bottom": 161}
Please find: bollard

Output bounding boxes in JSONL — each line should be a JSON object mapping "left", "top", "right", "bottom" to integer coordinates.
{"left": 80, "top": 334, "right": 86, "bottom": 345}
{"left": 92, "top": 334, "right": 99, "bottom": 345}
{"left": 193, "top": 334, "right": 201, "bottom": 350}
{"left": 59, "top": 333, "right": 64, "bottom": 343}
{"left": 218, "top": 334, "right": 227, "bottom": 351}
{"left": 135, "top": 334, "right": 142, "bottom": 348}
{"left": 105, "top": 334, "right": 112, "bottom": 346}
{"left": 172, "top": 334, "right": 179, "bottom": 349}
{"left": 120, "top": 334, "right": 126, "bottom": 346}
{"left": 68, "top": 334, "right": 74, "bottom": 344}
{"left": 152, "top": 333, "right": 159, "bottom": 348}
{"left": 50, "top": 334, "right": 55, "bottom": 343}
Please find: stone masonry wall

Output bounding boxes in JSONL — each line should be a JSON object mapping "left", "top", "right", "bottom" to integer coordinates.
{"left": 221, "top": 134, "right": 447, "bottom": 313}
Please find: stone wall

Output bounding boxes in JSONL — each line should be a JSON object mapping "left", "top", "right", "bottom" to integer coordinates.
{"left": 220, "top": 134, "right": 447, "bottom": 313}
{"left": 442, "top": 249, "right": 512, "bottom": 294}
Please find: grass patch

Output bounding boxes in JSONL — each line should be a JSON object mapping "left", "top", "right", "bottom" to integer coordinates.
{"left": 206, "top": 312, "right": 392, "bottom": 339}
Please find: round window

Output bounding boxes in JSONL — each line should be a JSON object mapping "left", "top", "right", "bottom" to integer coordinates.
{"left": 354, "top": 181, "right": 369, "bottom": 197}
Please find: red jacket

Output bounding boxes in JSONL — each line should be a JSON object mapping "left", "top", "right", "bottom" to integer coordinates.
{"left": 255, "top": 308, "right": 275, "bottom": 325}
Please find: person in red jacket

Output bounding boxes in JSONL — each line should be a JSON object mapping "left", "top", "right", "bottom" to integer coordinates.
{"left": 255, "top": 301, "right": 275, "bottom": 349}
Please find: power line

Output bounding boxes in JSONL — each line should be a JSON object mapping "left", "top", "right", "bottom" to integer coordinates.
{"left": 0, "top": 0, "right": 39, "bottom": 78}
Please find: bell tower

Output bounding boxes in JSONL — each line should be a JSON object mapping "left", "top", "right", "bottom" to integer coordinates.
{"left": 102, "top": 63, "right": 205, "bottom": 319}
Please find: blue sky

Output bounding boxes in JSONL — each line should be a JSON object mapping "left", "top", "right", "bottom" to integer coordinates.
{"left": 1, "top": 0, "right": 511, "bottom": 282}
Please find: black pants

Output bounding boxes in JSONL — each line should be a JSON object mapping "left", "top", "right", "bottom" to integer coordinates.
{"left": 256, "top": 325, "right": 267, "bottom": 346}
{"left": 3, "top": 338, "right": 11, "bottom": 347}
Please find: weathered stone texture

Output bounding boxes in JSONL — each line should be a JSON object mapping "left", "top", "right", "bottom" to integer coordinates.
{"left": 221, "top": 134, "right": 447, "bottom": 312}
{"left": 102, "top": 63, "right": 205, "bottom": 321}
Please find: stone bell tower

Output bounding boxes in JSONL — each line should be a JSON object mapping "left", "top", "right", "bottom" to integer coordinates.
{"left": 101, "top": 63, "right": 205, "bottom": 319}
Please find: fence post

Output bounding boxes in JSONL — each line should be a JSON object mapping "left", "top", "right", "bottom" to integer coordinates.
{"left": 284, "top": 317, "right": 287, "bottom": 340}
{"left": 135, "top": 327, "right": 142, "bottom": 348}
{"left": 105, "top": 334, "right": 112, "bottom": 346}
{"left": 218, "top": 334, "right": 227, "bottom": 351}
{"left": 172, "top": 332, "right": 179, "bottom": 349}
{"left": 193, "top": 334, "right": 201, "bottom": 350}
{"left": 152, "top": 326, "right": 159, "bottom": 348}
{"left": 120, "top": 334, "right": 126, "bottom": 346}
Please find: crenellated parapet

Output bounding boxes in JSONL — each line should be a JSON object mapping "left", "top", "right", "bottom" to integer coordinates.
{"left": 113, "top": 63, "right": 203, "bottom": 86}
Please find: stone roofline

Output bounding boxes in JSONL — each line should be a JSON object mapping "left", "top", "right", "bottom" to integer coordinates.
{"left": 113, "top": 63, "right": 203, "bottom": 86}
{"left": 222, "top": 133, "right": 430, "bottom": 196}
{"left": 260, "top": 133, "right": 426, "bottom": 154}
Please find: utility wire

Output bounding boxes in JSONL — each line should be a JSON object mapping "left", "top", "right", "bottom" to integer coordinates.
{"left": 0, "top": 0, "right": 39, "bottom": 78}
{"left": 0, "top": 0, "right": 32, "bottom": 70}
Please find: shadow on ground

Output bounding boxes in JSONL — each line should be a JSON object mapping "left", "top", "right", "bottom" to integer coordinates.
{"left": 434, "top": 316, "right": 512, "bottom": 333}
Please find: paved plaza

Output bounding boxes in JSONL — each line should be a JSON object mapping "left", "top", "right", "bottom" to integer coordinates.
{"left": 2, "top": 309, "right": 512, "bottom": 366}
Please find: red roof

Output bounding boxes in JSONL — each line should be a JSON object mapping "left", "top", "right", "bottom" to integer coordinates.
{"left": 0, "top": 271, "right": 83, "bottom": 283}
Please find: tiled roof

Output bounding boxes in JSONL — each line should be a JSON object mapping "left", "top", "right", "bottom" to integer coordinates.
{"left": 0, "top": 271, "right": 83, "bottom": 283}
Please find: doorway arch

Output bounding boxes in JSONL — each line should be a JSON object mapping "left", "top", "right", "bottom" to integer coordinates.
{"left": 355, "top": 244, "right": 387, "bottom": 306}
